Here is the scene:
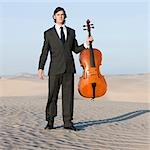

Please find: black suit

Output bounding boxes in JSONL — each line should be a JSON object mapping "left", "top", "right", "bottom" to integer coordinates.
{"left": 38, "top": 26, "right": 84, "bottom": 126}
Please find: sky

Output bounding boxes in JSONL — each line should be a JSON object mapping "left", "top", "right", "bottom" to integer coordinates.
{"left": 0, "top": 0, "right": 149, "bottom": 76}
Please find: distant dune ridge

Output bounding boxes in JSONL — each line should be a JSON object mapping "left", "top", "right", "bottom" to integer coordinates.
{"left": 0, "top": 73, "right": 149, "bottom": 103}
{"left": 0, "top": 73, "right": 150, "bottom": 149}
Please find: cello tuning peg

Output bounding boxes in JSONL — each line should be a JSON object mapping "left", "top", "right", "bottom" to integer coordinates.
{"left": 90, "top": 24, "right": 94, "bottom": 26}
{"left": 83, "top": 25, "right": 86, "bottom": 27}
{"left": 91, "top": 26, "right": 94, "bottom": 29}
{"left": 83, "top": 28, "right": 87, "bottom": 30}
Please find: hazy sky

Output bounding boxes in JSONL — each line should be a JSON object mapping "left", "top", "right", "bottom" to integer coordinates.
{"left": 0, "top": 0, "right": 149, "bottom": 76}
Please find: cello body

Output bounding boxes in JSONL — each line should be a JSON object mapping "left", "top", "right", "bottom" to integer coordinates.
{"left": 78, "top": 20, "right": 107, "bottom": 99}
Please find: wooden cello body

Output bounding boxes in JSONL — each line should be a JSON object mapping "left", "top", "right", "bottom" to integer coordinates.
{"left": 78, "top": 19, "right": 107, "bottom": 99}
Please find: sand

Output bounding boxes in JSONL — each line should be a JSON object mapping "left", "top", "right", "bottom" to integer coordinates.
{"left": 0, "top": 73, "right": 149, "bottom": 103}
{"left": 0, "top": 73, "right": 150, "bottom": 149}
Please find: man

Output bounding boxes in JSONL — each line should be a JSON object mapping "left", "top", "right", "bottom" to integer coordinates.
{"left": 38, "top": 7, "right": 93, "bottom": 131}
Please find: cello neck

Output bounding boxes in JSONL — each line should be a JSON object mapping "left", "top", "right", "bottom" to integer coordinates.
{"left": 85, "top": 19, "right": 95, "bottom": 67}
{"left": 88, "top": 28, "right": 93, "bottom": 49}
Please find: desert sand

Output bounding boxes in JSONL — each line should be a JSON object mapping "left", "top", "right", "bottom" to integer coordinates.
{"left": 0, "top": 73, "right": 150, "bottom": 150}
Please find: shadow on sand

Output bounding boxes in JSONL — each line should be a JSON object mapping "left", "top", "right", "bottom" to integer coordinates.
{"left": 74, "top": 109, "right": 150, "bottom": 130}
{"left": 54, "top": 110, "right": 150, "bottom": 131}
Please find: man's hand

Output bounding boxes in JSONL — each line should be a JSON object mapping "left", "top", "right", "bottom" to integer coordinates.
{"left": 38, "top": 69, "right": 44, "bottom": 80}
{"left": 86, "top": 36, "right": 94, "bottom": 46}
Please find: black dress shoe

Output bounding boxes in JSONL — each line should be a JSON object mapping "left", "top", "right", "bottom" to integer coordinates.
{"left": 44, "top": 121, "right": 54, "bottom": 130}
{"left": 44, "top": 124, "right": 54, "bottom": 130}
{"left": 64, "top": 125, "right": 78, "bottom": 131}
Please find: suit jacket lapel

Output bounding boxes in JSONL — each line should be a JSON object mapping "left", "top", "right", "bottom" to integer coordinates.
{"left": 51, "top": 26, "right": 63, "bottom": 46}
{"left": 65, "top": 27, "right": 70, "bottom": 45}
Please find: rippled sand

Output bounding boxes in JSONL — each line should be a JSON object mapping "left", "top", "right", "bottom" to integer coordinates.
{"left": 0, "top": 96, "right": 149, "bottom": 150}
{"left": 0, "top": 74, "right": 150, "bottom": 149}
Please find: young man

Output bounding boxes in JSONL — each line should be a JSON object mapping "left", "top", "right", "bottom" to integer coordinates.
{"left": 38, "top": 7, "right": 93, "bottom": 131}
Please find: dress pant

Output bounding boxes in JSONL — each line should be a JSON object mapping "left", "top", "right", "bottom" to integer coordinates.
{"left": 45, "top": 72, "right": 74, "bottom": 127}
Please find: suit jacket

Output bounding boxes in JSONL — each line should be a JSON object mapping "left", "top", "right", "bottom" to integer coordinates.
{"left": 38, "top": 26, "right": 85, "bottom": 75}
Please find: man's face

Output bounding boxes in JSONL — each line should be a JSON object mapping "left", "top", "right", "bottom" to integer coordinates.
{"left": 54, "top": 10, "right": 65, "bottom": 24}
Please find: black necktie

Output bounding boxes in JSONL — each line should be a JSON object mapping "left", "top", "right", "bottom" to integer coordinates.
{"left": 60, "top": 27, "right": 65, "bottom": 44}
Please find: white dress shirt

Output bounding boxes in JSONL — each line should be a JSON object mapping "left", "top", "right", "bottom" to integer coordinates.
{"left": 55, "top": 24, "right": 67, "bottom": 40}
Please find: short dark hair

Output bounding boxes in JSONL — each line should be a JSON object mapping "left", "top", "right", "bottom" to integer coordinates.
{"left": 53, "top": 7, "right": 67, "bottom": 23}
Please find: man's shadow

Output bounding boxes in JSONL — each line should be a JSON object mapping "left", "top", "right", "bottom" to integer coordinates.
{"left": 73, "top": 109, "right": 150, "bottom": 130}
{"left": 55, "top": 109, "right": 150, "bottom": 130}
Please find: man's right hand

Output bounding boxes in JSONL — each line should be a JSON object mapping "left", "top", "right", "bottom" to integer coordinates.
{"left": 38, "top": 69, "right": 44, "bottom": 80}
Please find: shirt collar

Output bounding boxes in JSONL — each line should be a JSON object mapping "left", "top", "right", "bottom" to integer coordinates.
{"left": 55, "top": 24, "right": 66, "bottom": 30}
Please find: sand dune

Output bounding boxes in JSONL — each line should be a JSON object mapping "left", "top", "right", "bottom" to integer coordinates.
{"left": 0, "top": 73, "right": 149, "bottom": 103}
{"left": 0, "top": 73, "right": 150, "bottom": 149}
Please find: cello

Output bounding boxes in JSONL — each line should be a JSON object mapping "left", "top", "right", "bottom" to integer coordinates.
{"left": 78, "top": 19, "right": 107, "bottom": 99}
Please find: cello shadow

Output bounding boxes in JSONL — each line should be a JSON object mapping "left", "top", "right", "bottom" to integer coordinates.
{"left": 74, "top": 109, "right": 150, "bottom": 130}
